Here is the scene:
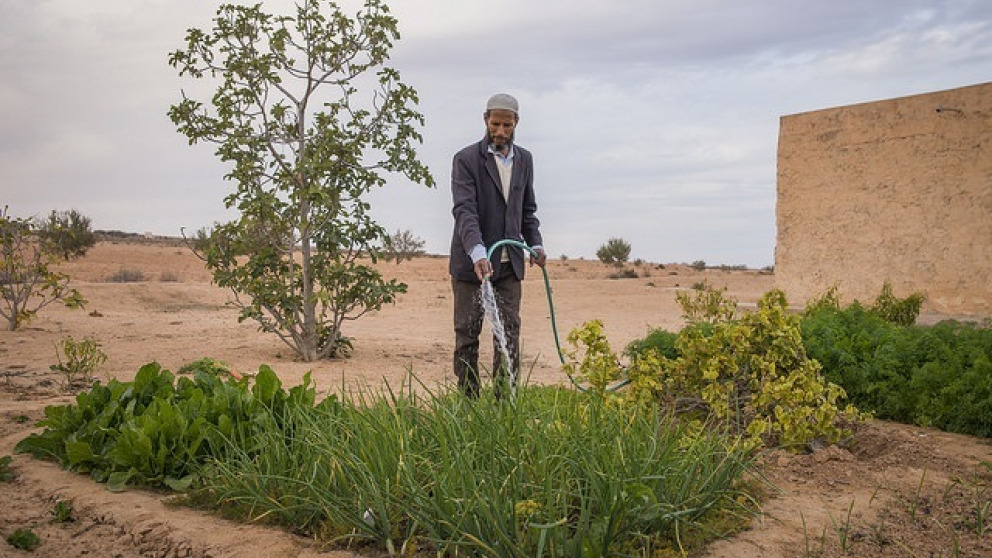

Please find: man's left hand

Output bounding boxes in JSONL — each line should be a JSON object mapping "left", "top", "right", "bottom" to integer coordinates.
{"left": 530, "top": 248, "right": 547, "bottom": 268}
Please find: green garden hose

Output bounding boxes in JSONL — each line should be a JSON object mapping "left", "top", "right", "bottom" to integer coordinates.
{"left": 486, "top": 239, "right": 630, "bottom": 392}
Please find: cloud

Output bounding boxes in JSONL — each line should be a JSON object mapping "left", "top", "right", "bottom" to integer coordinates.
{"left": 1, "top": 0, "right": 989, "bottom": 267}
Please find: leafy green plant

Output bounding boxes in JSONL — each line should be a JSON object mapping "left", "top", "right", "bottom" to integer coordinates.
{"left": 168, "top": 0, "right": 434, "bottom": 361}
{"left": 51, "top": 500, "right": 74, "bottom": 523}
{"left": 870, "top": 281, "right": 926, "bottom": 326}
{"left": 595, "top": 237, "right": 631, "bottom": 266}
{"left": 6, "top": 527, "right": 40, "bottom": 551}
{"left": 51, "top": 336, "right": 107, "bottom": 388}
{"left": 571, "top": 286, "right": 863, "bottom": 451}
{"left": 16, "top": 362, "right": 318, "bottom": 492}
{"left": 0, "top": 206, "right": 87, "bottom": 330}
{"left": 802, "top": 301, "right": 992, "bottom": 437}
{"left": 676, "top": 281, "right": 737, "bottom": 323}
{"left": 690, "top": 260, "right": 706, "bottom": 271}
{"left": 17, "top": 363, "right": 758, "bottom": 557}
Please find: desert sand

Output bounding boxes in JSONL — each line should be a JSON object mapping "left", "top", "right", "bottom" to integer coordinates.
{"left": 1, "top": 239, "right": 989, "bottom": 557}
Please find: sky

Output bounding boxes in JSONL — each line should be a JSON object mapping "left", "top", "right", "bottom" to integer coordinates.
{"left": 1, "top": 1, "right": 990, "bottom": 267}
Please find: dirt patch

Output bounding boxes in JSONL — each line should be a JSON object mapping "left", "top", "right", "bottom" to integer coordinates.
{"left": 1, "top": 241, "right": 989, "bottom": 557}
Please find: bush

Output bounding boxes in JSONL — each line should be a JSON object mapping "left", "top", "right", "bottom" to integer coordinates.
{"left": 607, "top": 268, "right": 638, "bottom": 279}
{"left": 595, "top": 237, "right": 631, "bottom": 266}
{"left": 568, "top": 286, "right": 862, "bottom": 451}
{"left": 6, "top": 528, "right": 40, "bottom": 551}
{"left": 50, "top": 336, "right": 108, "bottom": 389}
{"left": 690, "top": 260, "right": 706, "bottom": 271}
{"left": 870, "top": 281, "right": 926, "bottom": 326}
{"left": 36, "top": 209, "right": 97, "bottom": 260}
{"left": 104, "top": 267, "right": 146, "bottom": 283}
{"left": 382, "top": 229, "right": 426, "bottom": 264}
{"left": 626, "top": 328, "right": 679, "bottom": 361}
{"left": 1, "top": 207, "right": 87, "bottom": 330}
{"left": 802, "top": 305, "right": 992, "bottom": 437}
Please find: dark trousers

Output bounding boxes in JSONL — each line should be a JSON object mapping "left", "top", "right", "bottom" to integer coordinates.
{"left": 452, "top": 272, "right": 522, "bottom": 397}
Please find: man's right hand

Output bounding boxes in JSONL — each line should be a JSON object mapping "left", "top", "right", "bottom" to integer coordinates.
{"left": 474, "top": 258, "right": 493, "bottom": 281}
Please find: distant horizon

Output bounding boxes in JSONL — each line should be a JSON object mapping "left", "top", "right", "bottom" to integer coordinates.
{"left": 87, "top": 228, "right": 771, "bottom": 269}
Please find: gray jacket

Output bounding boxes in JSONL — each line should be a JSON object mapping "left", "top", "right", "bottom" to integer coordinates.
{"left": 449, "top": 137, "right": 542, "bottom": 282}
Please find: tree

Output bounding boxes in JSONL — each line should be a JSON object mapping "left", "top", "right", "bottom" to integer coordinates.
{"left": 0, "top": 207, "right": 86, "bottom": 331}
{"left": 595, "top": 237, "right": 631, "bottom": 267}
{"left": 37, "top": 209, "right": 98, "bottom": 261}
{"left": 383, "top": 228, "right": 426, "bottom": 264}
{"left": 168, "top": 1, "right": 434, "bottom": 361}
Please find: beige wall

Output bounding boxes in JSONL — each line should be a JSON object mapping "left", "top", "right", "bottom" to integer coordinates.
{"left": 775, "top": 82, "right": 991, "bottom": 318}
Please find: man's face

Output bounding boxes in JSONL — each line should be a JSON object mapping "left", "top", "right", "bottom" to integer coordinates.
{"left": 485, "top": 109, "right": 517, "bottom": 152}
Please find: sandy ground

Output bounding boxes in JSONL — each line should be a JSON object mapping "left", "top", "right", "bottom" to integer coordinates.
{"left": 1, "top": 240, "right": 989, "bottom": 557}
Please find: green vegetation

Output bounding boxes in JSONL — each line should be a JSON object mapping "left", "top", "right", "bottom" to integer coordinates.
{"left": 383, "top": 229, "right": 427, "bottom": 264}
{"left": 0, "top": 455, "right": 14, "bottom": 482}
{"left": 16, "top": 363, "right": 756, "bottom": 556}
{"left": 51, "top": 500, "right": 75, "bottom": 523}
{"left": 567, "top": 285, "right": 862, "bottom": 451}
{"left": 6, "top": 528, "right": 40, "bottom": 551}
{"left": 0, "top": 206, "right": 87, "bottom": 330}
{"left": 168, "top": 0, "right": 434, "bottom": 361}
{"left": 801, "top": 289, "right": 992, "bottom": 438}
{"left": 103, "top": 267, "right": 146, "bottom": 283}
{"left": 51, "top": 336, "right": 108, "bottom": 389}
{"left": 36, "top": 208, "right": 97, "bottom": 261}
{"left": 595, "top": 237, "right": 632, "bottom": 266}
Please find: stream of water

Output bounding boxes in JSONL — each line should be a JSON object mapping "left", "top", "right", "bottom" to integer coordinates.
{"left": 480, "top": 279, "right": 515, "bottom": 392}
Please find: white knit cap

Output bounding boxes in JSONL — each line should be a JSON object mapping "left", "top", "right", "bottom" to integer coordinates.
{"left": 486, "top": 93, "right": 519, "bottom": 114}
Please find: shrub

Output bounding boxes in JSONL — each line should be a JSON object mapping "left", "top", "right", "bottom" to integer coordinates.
{"left": 50, "top": 336, "right": 108, "bottom": 388}
{"left": 626, "top": 328, "right": 679, "bottom": 361}
{"left": 104, "top": 267, "right": 146, "bottom": 282}
{"left": 607, "top": 268, "right": 638, "bottom": 279}
{"left": 382, "top": 229, "right": 426, "bottom": 264}
{"left": 51, "top": 500, "right": 75, "bottom": 523}
{"left": 870, "top": 281, "right": 926, "bottom": 326}
{"left": 0, "top": 207, "right": 87, "bottom": 330}
{"left": 802, "top": 304, "right": 992, "bottom": 437}
{"left": 690, "top": 260, "right": 706, "bottom": 271}
{"left": 36, "top": 209, "right": 97, "bottom": 260}
{"left": 6, "top": 528, "right": 40, "bottom": 551}
{"left": 570, "top": 286, "right": 863, "bottom": 451}
{"left": 595, "top": 237, "right": 631, "bottom": 266}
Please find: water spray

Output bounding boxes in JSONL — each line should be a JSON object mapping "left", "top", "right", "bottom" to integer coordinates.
{"left": 484, "top": 239, "right": 631, "bottom": 393}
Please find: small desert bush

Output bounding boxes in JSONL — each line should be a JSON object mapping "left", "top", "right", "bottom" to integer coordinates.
{"left": 596, "top": 237, "right": 631, "bottom": 267}
{"left": 6, "top": 528, "right": 40, "bottom": 551}
{"left": 50, "top": 336, "right": 107, "bottom": 388}
{"left": 159, "top": 271, "right": 180, "bottom": 282}
{"left": 607, "top": 267, "right": 639, "bottom": 279}
{"left": 104, "top": 267, "right": 145, "bottom": 282}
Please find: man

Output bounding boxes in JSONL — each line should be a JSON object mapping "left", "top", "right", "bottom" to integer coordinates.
{"left": 449, "top": 93, "right": 547, "bottom": 397}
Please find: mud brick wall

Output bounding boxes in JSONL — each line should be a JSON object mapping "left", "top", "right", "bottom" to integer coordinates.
{"left": 775, "top": 82, "right": 991, "bottom": 318}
